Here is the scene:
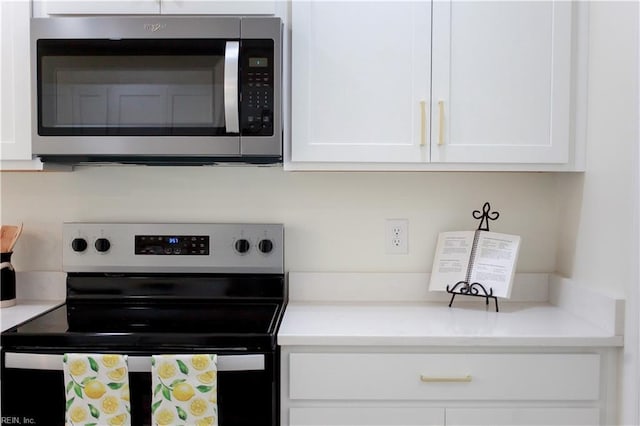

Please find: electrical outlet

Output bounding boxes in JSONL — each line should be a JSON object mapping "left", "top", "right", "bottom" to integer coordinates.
{"left": 385, "top": 219, "right": 408, "bottom": 254}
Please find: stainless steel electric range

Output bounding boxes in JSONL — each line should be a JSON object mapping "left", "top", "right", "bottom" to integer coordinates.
{"left": 1, "top": 223, "right": 285, "bottom": 426}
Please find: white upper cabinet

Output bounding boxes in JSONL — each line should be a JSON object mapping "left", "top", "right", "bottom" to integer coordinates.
{"left": 431, "top": 1, "right": 571, "bottom": 164}
{"left": 0, "top": 0, "right": 35, "bottom": 163}
{"left": 289, "top": 0, "right": 578, "bottom": 169}
{"left": 161, "top": 1, "right": 276, "bottom": 15}
{"left": 291, "top": 1, "right": 431, "bottom": 163}
{"left": 33, "top": 1, "right": 276, "bottom": 16}
{"left": 34, "top": 1, "right": 161, "bottom": 15}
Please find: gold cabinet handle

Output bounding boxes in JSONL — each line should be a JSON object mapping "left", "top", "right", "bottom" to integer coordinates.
{"left": 420, "top": 100, "right": 427, "bottom": 146}
{"left": 420, "top": 374, "right": 472, "bottom": 383}
{"left": 437, "top": 100, "right": 445, "bottom": 145}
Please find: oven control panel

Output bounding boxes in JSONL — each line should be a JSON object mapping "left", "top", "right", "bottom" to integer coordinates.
{"left": 63, "top": 223, "right": 284, "bottom": 274}
{"left": 134, "top": 235, "right": 210, "bottom": 256}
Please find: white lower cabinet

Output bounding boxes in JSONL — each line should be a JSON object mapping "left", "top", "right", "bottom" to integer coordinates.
{"left": 289, "top": 407, "right": 598, "bottom": 426}
{"left": 282, "top": 350, "right": 613, "bottom": 426}
{"left": 446, "top": 408, "right": 600, "bottom": 426}
{"left": 290, "top": 407, "right": 443, "bottom": 426}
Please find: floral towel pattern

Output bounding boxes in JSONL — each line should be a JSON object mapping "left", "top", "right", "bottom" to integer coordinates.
{"left": 151, "top": 354, "right": 218, "bottom": 426}
{"left": 62, "top": 353, "right": 130, "bottom": 426}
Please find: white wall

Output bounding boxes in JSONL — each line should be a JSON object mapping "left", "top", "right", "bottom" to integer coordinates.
{"left": 553, "top": 2, "right": 639, "bottom": 425}
{"left": 0, "top": 168, "right": 559, "bottom": 275}
{"left": 555, "top": 1, "right": 638, "bottom": 297}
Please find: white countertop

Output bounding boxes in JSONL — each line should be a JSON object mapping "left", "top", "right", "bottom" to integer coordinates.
{"left": 277, "top": 272, "right": 624, "bottom": 348}
{"left": 278, "top": 302, "right": 623, "bottom": 347}
{"left": 0, "top": 272, "right": 624, "bottom": 348}
{"left": 1, "top": 300, "right": 64, "bottom": 332}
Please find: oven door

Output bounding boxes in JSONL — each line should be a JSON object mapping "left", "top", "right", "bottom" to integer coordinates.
{"left": 1, "top": 350, "right": 278, "bottom": 426}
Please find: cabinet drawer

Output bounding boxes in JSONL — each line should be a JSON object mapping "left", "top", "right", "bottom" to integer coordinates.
{"left": 289, "top": 353, "right": 600, "bottom": 401}
{"left": 290, "top": 407, "right": 444, "bottom": 426}
{"left": 446, "top": 407, "right": 600, "bottom": 426}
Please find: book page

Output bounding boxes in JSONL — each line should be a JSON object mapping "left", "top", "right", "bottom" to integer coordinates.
{"left": 428, "top": 231, "right": 475, "bottom": 291}
{"left": 468, "top": 231, "right": 521, "bottom": 298}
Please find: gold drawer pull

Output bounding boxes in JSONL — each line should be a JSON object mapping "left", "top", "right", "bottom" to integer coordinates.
{"left": 420, "top": 374, "right": 472, "bottom": 383}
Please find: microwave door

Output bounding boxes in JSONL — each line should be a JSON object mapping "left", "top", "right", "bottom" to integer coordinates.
{"left": 32, "top": 37, "right": 241, "bottom": 158}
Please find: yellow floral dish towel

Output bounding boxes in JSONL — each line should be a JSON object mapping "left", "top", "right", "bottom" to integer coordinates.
{"left": 151, "top": 354, "right": 218, "bottom": 426}
{"left": 62, "top": 353, "right": 130, "bottom": 426}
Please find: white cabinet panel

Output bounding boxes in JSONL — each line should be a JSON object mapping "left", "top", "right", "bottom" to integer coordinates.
{"left": 168, "top": 86, "right": 218, "bottom": 126}
{"left": 291, "top": 1, "right": 430, "bottom": 162}
{"left": 289, "top": 0, "right": 577, "bottom": 169}
{"left": 37, "top": 1, "right": 161, "bottom": 15}
{"left": 289, "top": 353, "right": 600, "bottom": 401}
{"left": 0, "top": 0, "right": 32, "bottom": 162}
{"left": 161, "top": 1, "right": 276, "bottom": 15}
{"left": 35, "top": 0, "right": 275, "bottom": 16}
{"left": 283, "top": 347, "right": 613, "bottom": 426}
{"left": 73, "top": 85, "right": 109, "bottom": 126}
{"left": 290, "top": 407, "right": 444, "bottom": 426}
{"left": 431, "top": 1, "right": 571, "bottom": 164}
{"left": 109, "top": 86, "right": 168, "bottom": 126}
{"left": 446, "top": 407, "right": 600, "bottom": 426}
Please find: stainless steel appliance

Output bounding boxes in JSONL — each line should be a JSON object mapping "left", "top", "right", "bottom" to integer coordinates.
{"left": 1, "top": 223, "right": 285, "bottom": 425}
{"left": 31, "top": 17, "right": 282, "bottom": 165}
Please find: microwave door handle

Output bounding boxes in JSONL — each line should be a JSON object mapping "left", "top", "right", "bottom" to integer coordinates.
{"left": 224, "top": 41, "right": 240, "bottom": 134}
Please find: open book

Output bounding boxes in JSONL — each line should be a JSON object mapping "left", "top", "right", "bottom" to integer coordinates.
{"left": 428, "top": 230, "right": 521, "bottom": 299}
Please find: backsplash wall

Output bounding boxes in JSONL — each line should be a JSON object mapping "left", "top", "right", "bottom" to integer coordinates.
{"left": 0, "top": 168, "right": 558, "bottom": 275}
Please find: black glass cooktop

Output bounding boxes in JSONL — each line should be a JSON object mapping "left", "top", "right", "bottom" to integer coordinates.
{"left": 2, "top": 273, "right": 285, "bottom": 351}
{"left": 2, "top": 302, "right": 282, "bottom": 352}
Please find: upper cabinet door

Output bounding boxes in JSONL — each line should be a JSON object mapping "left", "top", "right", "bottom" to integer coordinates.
{"left": 431, "top": 1, "right": 572, "bottom": 164}
{"left": 35, "top": 1, "right": 161, "bottom": 15}
{"left": 161, "top": 1, "right": 276, "bottom": 15}
{"left": 291, "top": 1, "right": 431, "bottom": 163}
{"left": 34, "top": 0, "right": 275, "bottom": 16}
{"left": 0, "top": 0, "right": 31, "bottom": 161}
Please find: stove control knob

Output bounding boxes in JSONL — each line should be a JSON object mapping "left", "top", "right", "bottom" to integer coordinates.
{"left": 95, "top": 238, "right": 111, "bottom": 253}
{"left": 234, "top": 239, "right": 250, "bottom": 254}
{"left": 258, "top": 239, "right": 273, "bottom": 254}
{"left": 71, "top": 238, "right": 88, "bottom": 252}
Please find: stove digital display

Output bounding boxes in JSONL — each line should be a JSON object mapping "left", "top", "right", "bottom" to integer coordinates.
{"left": 135, "top": 235, "right": 209, "bottom": 255}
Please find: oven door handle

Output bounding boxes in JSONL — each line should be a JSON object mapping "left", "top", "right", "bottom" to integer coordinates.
{"left": 224, "top": 41, "right": 240, "bottom": 134}
{"left": 3, "top": 353, "right": 265, "bottom": 372}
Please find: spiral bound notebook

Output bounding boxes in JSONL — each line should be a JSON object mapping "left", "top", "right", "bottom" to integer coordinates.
{"left": 428, "top": 230, "right": 521, "bottom": 299}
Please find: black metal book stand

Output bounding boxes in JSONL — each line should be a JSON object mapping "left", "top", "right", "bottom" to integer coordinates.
{"left": 446, "top": 202, "right": 500, "bottom": 312}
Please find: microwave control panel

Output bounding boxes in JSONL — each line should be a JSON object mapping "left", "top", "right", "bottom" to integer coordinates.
{"left": 241, "top": 40, "right": 274, "bottom": 136}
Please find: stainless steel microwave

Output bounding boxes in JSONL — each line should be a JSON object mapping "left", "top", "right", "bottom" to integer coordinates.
{"left": 31, "top": 16, "right": 282, "bottom": 165}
